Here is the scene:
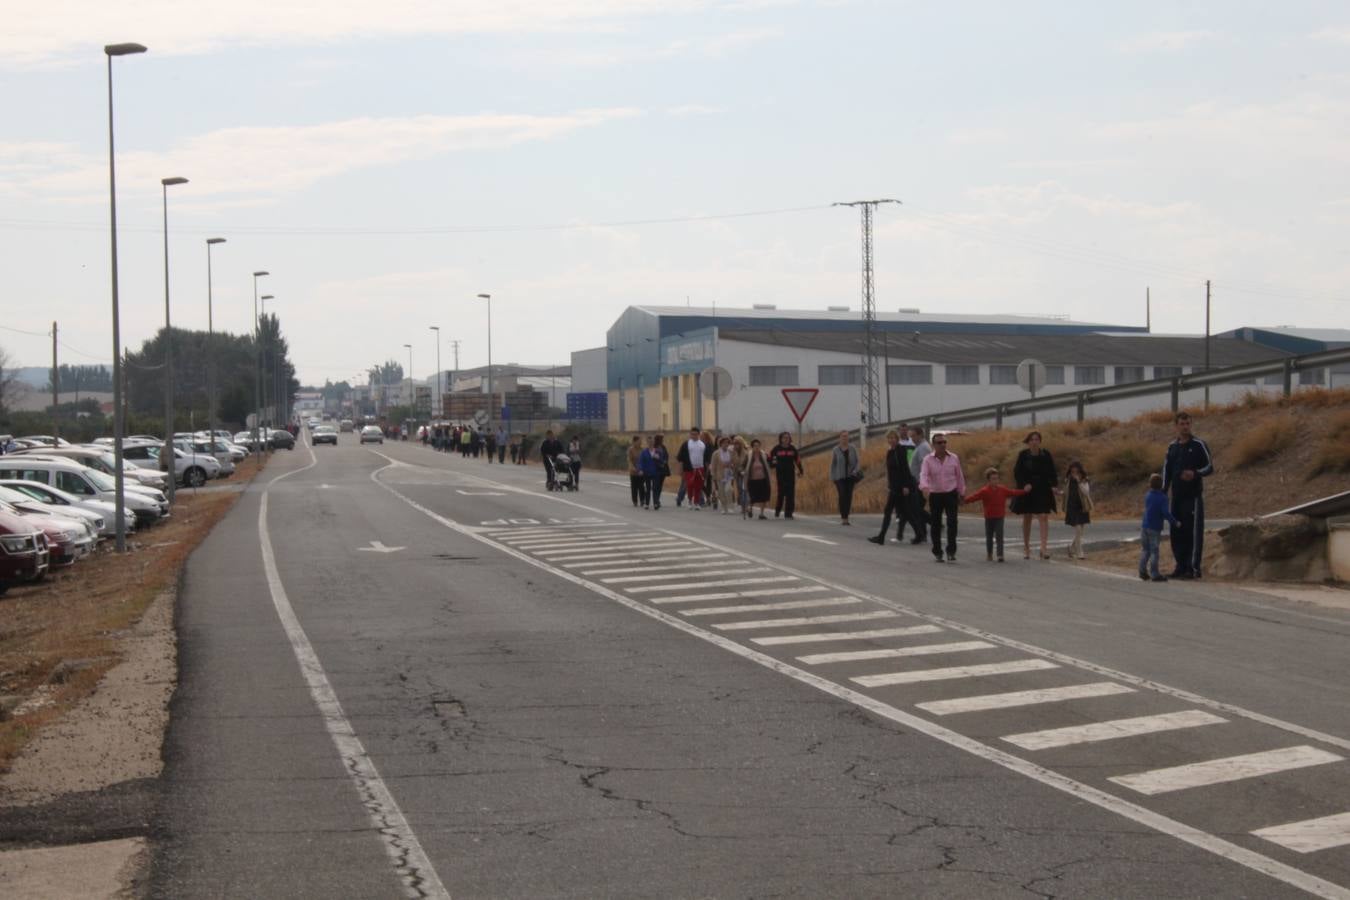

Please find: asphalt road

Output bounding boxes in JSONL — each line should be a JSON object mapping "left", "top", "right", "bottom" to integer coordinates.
{"left": 149, "top": 435, "right": 1350, "bottom": 898}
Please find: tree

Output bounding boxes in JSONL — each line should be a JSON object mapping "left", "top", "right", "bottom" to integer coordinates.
{"left": 45, "top": 364, "right": 113, "bottom": 393}
{"left": 0, "top": 345, "right": 18, "bottom": 415}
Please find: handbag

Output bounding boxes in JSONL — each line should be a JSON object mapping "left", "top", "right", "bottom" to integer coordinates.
{"left": 1077, "top": 480, "right": 1095, "bottom": 513}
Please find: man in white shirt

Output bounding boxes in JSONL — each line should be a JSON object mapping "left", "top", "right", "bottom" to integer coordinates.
{"left": 677, "top": 427, "right": 708, "bottom": 509}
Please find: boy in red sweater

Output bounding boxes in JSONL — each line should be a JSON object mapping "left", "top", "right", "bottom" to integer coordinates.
{"left": 963, "top": 467, "right": 1029, "bottom": 562}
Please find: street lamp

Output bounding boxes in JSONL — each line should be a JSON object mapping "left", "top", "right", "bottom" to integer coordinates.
{"left": 477, "top": 293, "right": 492, "bottom": 431}
{"left": 160, "top": 176, "right": 188, "bottom": 502}
{"left": 105, "top": 40, "right": 147, "bottom": 554}
{"left": 403, "top": 343, "right": 413, "bottom": 417}
{"left": 252, "top": 271, "right": 269, "bottom": 461}
{"left": 429, "top": 325, "right": 441, "bottom": 419}
{"left": 205, "top": 237, "right": 225, "bottom": 442}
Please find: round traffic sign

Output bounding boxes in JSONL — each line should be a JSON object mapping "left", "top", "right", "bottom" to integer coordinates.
{"left": 1016, "top": 358, "right": 1048, "bottom": 393}
{"left": 699, "top": 366, "right": 733, "bottom": 399}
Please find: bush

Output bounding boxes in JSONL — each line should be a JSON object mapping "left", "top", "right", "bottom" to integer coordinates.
{"left": 1092, "top": 439, "right": 1160, "bottom": 486}
{"left": 1229, "top": 415, "right": 1298, "bottom": 469}
{"left": 1309, "top": 437, "right": 1350, "bottom": 477}
{"left": 1083, "top": 417, "right": 1118, "bottom": 437}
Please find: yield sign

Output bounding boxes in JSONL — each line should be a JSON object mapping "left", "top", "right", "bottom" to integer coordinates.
{"left": 781, "top": 388, "right": 820, "bottom": 423}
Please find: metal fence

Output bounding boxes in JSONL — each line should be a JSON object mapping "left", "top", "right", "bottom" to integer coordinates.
{"left": 801, "top": 346, "right": 1350, "bottom": 458}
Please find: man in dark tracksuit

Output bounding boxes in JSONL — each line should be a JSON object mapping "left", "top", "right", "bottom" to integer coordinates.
{"left": 769, "top": 432, "right": 803, "bottom": 519}
{"left": 869, "top": 429, "right": 920, "bottom": 545}
{"left": 1161, "top": 412, "right": 1214, "bottom": 579}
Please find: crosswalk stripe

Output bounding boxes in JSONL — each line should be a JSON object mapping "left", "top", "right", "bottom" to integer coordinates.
{"left": 713, "top": 611, "right": 900, "bottom": 631}
{"left": 580, "top": 560, "right": 729, "bottom": 576}
{"left": 852, "top": 659, "right": 1058, "bottom": 688}
{"left": 512, "top": 536, "right": 657, "bottom": 550}
{"left": 916, "top": 682, "right": 1136, "bottom": 716}
{"left": 490, "top": 527, "right": 625, "bottom": 539}
{"left": 1252, "top": 812, "right": 1350, "bottom": 854}
{"left": 751, "top": 625, "right": 943, "bottom": 647}
{"left": 601, "top": 567, "right": 764, "bottom": 585}
{"left": 561, "top": 548, "right": 707, "bottom": 568}
{"left": 1109, "top": 746, "right": 1345, "bottom": 796}
{"left": 1002, "top": 710, "right": 1227, "bottom": 751}
{"left": 541, "top": 543, "right": 686, "bottom": 560}
{"left": 648, "top": 586, "right": 831, "bottom": 604}
{"left": 627, "top": 576, "right": 799, "bottom": 595}
{"left": 538, "top": 540, "right": 685, "bottom": 555}
{"left": 797, "top": 640, "right": 995, "bottom": 666}
{"left": 681, "top": 597, "right": 861, "bottom": 617}
{"left": 487, "top": 524, "right": 627, "bottom": 535}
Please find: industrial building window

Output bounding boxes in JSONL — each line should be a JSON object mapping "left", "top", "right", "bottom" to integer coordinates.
{"left": 1044, "top": 365, "right": 1065, "bottom": 385}
{"left": 1299, "top": 368, "right": 1325, "bottom": 386}
{"left": 1074, "top": 366, "right": 1105, "bottom": 385}
{"left": 1154, "top": 366, "right": 1182, "bottom": 379}
{"left": 1263, "top": 373, "right": 1283, "bottom": 386}
{"left": 887, "top": 365, "right": 933, "bottom": 385}
{"left": 945, "top": 365, "right": 980, "bottom": 385}
{"left": 818, "top": 365, "right": 863, "bottom": 385}
{"left": 989, "top": 365, "right": 1018, "bottom": 385}
{"left": 1114, "top": 366, "right": 1145, "bottom": 384}
{"left": 749, "top": 365, "right": 799, "bottom": 386}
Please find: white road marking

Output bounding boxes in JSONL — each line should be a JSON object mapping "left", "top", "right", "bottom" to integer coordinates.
{"left": 714, "top": 611, "right": 901, "bottom": 631}
{"left": 356, "top": 540, "right": 405, "bottom": 553}
{"left": 485, "top": 525, "right": 625, "bottom": 537}
{"left": 752, "top": 625, "right": 944, "bottom": 646}
{"left": 1109, "top": 746, "right": 1345, "bottom": 796}
{"left": 853, "top": 659, "right": 1058, "bottom": 688}
{"left": 917, "top": 682, "right": 1137, "bottom": 716}
{"left": 783, "top": 533, "right": 838, "bottom": 545}
{"left": 580, "top": 560, "right": 730, "bottom": 576}
{"left": 370, "top": 459, "right": 1350, "bottom": 900}
{"left": 266, "top": 451, "right": 449, "bottom": 898}
{"left": 455, "top": 489, "right": 504, "bottom": 496}
{"left": 681, "top": 597, "right": 862, "bottom": 617}
{"left": 602, "top": 566, "right": 764, "bottom": 585}
{"left": 540, "top": 542, "right": 687, "bottom": 560}
{"left": 627, "top": 575, "right": 799, "bottom": 595}
{"left": 797, "top": 641, "right": 996, "bottom": 666}
{"left": 1252, "top": 812, "right": 1350, "bottom": 854}
{"left": 648, "top": 585, "right": 831, "bottom": 604}
{"left": 511, "top": 535, "right": 658, "bottom": 550}
{"left": 532, "top": 538, "right": 679, "bottom": 553}
{"left": 561, "top": 548, "right": 711, "bottom": 568}
{"left": 1002, "top": 710, "right": 1228, "bottom": 752}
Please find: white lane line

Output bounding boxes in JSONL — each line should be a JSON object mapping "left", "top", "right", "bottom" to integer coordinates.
{"left": 1002, "top": 710, "right": 1228, "bottom": 752}
{"left": 681, "top": 597, "right": 862, "bottom": 617}
{"left": 648, "top": 585, "right": 831, "bottom": 604}
{"left": 714, "top": 611, "right": 901, "bottom": 632}
{"left": 1109, "top": 746, "right": 1345, "bottom": 796}
{"left": 917, "top": 682, "right": 1136, "bottom": 716}
{"left": 627, "top": 575, "right": 799, "bottom": 595}
{"left": 580, "top": 560, "right": 729, "bottom": 576}
{"left": 264, "top": 458, "right": 449, "bottom": 898}
{"left": 371, "top": 463, "right": 1350, "bottom": 900}
{"left": 602, "top": 567, "right": 765, "bottom": 585}
{"left": 1253, "top": 812, "right": 1350, "bottom": 854}
{"left": 797, "top": 641, "right": 996, "bottom": 666}
{"left": 752, "top": 625, "right": 945, "bottom": 647}
{"left": 540, "top": 543, "right": 687, "bottom": 560}
{"left": 853, "top": 659, "right": 1058, "bottom": 688}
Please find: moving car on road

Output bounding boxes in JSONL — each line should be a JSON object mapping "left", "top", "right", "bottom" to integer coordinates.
{"left": 312, "top": 425, "right": 338, "bottom": 446}
{"left": 359, "top": 425, "right": 384, "bottom": 445}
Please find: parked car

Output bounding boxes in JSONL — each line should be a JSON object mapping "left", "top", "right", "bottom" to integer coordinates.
{"left": 122, "top": 440, "right": 221, "bottom": 487}
{"left": 312, "top": 425, "right": 338, "bottom": 446}
{"left": 14, "top": 446, "right": 171, "bottom": 491}
{"left": 0, "top": 499, "right": 92, "bottom": 567}
{"left": 0, "top": 458, "right": 168, "bottom": 525}
{"left": 0, "top": 479, "right": 134, "bottom": 538}
{"left": 267, "top": 429, "right": 296, "bottom": 451}
{"left": 17, "top": 435, "right": 72, "bottom": 448}
{"left": 0, "top": 508, "right": 48, "bottom": 595}
{"left": 359, "top": 425, "right": 384, "bottom": 444}
{"left": 0, "top": 485, "right": 105, "bottom": 537}
{"left": 176, "top": 439, "right": 236, "bottom": 477}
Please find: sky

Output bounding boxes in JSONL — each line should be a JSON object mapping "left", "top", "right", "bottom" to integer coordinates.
{"left": 3, "top": 1, "right": 1349, "bottom": 387}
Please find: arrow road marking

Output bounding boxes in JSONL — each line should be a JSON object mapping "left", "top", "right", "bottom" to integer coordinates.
{"left": 357, "top": 541, "right": 405, "bottom": 553}
{"left": 783, "top": 533, "right": 837, "bottom": 546}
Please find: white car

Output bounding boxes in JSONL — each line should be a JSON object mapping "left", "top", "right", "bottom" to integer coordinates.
{"left": 122, "top": 441, "right": 221, "bottom": 487}
{"left": 359, "top": 425, "right": 384, "bottom": 444}
{"left": 0, "top": 480, "right": 135, "bottom": 538}
{"left": 0, "top": 459, "right": 168, "bottom": 525}
{"left": 23, "top": 446, "right": 171, "bottom": 492}
{"left": 0, "top": 485, "right": 106, "bottom": 538}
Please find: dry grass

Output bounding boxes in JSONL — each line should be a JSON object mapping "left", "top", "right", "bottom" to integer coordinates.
{"left": 1230, "top": 415, "right": 1299, "bottom": 469}
{"left": 1309, "top": 411, "right": 1350, "bottom": 476}
{"left": 0, "top": 457, "right": 264, "bottom": 770}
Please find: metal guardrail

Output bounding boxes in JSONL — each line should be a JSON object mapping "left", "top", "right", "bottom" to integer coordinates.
{"left": 801, "top": 346, "right": 1350, "bottom": 458}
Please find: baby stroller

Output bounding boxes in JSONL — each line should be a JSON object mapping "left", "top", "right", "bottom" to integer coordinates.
{"left": 550, "top": 453, "right": 577, "bottom": 492}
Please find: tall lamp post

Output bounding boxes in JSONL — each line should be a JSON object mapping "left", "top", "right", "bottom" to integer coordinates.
{"left": 477, "top": 293, "right": 492, "bottom": 431}
{"left": 105, "top": 41, "right": 147, "bottom": 553}
{"left": 251, "top": 271, "right": 269, "bottom": 461}
{"left": 160, "top": 176, "right": 188, "bottom": 501}
{"left": 429, "top": 325, "right": 441, "bottom": 419}
{"left": 205, "top": 237, "right": 225, "bottom": 442}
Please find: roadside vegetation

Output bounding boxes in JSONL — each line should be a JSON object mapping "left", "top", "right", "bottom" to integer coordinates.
{"left": 0, "top": 455, "right": 264, "bottom": 771}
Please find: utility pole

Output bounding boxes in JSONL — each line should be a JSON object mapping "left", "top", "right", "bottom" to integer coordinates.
{"left": 1146, "top": 286, "right": 1151, "bottom": 333}
{"left": 1204, "top": 280, "right": 1212, "bottom": 410}
{"left": 51, "top": 322, "right": 59, "bottom": 441}
{"left": 834, "top": 198, "right": 900, "bottom": 446}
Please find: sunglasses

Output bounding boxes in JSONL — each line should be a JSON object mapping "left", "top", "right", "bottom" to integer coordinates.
{"left": 933, "top": 440, "right": 947, "bottom": 445}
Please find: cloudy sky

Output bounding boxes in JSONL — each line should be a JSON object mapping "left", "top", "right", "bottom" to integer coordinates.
{"left": 3, "top": 1, "right": 1348, "bottom": 385}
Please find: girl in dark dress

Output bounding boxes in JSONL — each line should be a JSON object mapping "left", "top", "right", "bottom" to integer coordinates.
{"left": 1011, "top": 430, "right": 1057, "bottom": 560}
{"left": 1063, "top": 460, "right": 1092, "bottom": 559}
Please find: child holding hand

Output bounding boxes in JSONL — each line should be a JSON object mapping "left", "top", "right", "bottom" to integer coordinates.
{"left": 1140, "top": 473, "right": 1181, "bottom": 582}
{"left": 963, "top": 467, "right": 1029, "bottom": 562}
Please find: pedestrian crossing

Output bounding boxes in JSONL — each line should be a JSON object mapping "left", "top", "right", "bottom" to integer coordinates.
{"left": 481, "top": 522, "right": 1350, "bottom": 879}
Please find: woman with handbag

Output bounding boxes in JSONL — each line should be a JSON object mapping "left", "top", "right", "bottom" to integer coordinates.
{"left": 1063, "top": 459, "right": 1093, "bottom": 559}
{"left": 829, "top": 430, "right": 863, "bottom": 525}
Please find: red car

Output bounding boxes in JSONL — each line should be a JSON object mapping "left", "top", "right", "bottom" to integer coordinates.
{"left": 0, "top": 508, "right": 49, "bottom": 595}
{"left": 0, "top": 501, "right": 88, "bottom": 569}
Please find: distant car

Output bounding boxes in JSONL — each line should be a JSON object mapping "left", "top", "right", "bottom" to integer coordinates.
{"left": 312, "top": 426, "right": 338, "bottom": 446}
{"left": 0, "top": 509, "right": 48, "bottom": 594}
{"left": 359, "top": 425, "right": 384, "bottom": 445}
{"left": 339, "top": 419, "right": 354, "bottom": 433}
{"left": 267, "top": 429, "right": 296, "bottom": 451}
